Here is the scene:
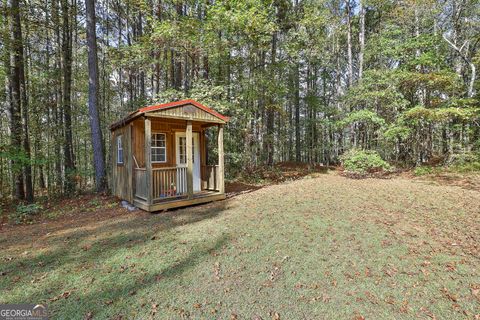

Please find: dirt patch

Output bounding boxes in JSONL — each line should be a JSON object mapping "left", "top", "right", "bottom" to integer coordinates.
{"left": 225, "top": 182, "right": 262, "bottom": 198}
{"left": 416, "top": 172, "right": 480, "bottom": 191}
{"left": 0, "top": 194, "right": 144, "bottom": 246}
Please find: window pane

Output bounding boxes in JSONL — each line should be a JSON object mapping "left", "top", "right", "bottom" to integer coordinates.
{"left": 178, "top": 137, "right": 196, "bottom": 164}
{"left": 117, "top": 135, "right": 123, "bottom": 164}
{"left": 152, "top": 133, "right": 166, "bottom": 147}
{"left": 150, "top": 133, "right": 167, "bottom": 162}
{"left": 151, "top": 147, "right": 166, "bottom": 162}
{"left": 118, "top": 150, "right": 123, "bottom": 164}
{"left": 179, "top": 137, "right": 186, "bottom": 164}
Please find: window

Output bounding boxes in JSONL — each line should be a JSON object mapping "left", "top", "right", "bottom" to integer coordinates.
{"left": 117, "top": 135, "right": 123, "bottom": 165}
{"left": 178, "top": 137, "right": 194, "bottom": 164}
{"left": 151, "top": 133, "right": 167, "bottom": 163}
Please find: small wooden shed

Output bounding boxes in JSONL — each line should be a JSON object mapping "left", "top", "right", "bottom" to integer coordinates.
{"left": 110, "top": 99, "right": 229, "bottom": 212}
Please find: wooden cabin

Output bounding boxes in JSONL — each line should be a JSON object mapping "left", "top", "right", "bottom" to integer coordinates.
{"left": 110, "top": 99, "right": 229, "bottom": 212}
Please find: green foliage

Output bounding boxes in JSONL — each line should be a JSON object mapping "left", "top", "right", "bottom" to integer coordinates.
{"left": 402, "top": 106, "right": 479, "bottom": 124}
{"left": 414, "top": 152, "right": 480, "bottom": 176}
{"left": 344, "top": 70, "right": 409, "bottom": 114}
{"left": 448, "top": 151, "right": 480, "bottom": 172}
{"left": 413, "top": 166, "right": 435, "bottom": 176}
{"left": 340, "top": 149, "right": 392, "bottom": 174}
{"left": 383, "top": 121, "right": 412, "bottom": 141}
{"left": 337, "top": 110, "right": 386, "bottom": 128}
{"left": 9, "top": 203, "right": 43, "bottom": 224}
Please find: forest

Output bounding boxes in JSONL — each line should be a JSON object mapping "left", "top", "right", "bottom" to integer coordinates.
{"left": 1, "top": 0, "right": 479, "bottom": 203}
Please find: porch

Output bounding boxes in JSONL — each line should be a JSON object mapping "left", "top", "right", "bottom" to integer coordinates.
{"left": 133, "top": 164, "right": 225, "bottom": 211}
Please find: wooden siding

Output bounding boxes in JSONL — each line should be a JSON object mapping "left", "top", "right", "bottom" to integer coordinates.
{"left": 112, "top": 125, "right": 133, "bottom": 202}
{"left": 131, "top": 118, "right": 206, "bottom": 169}
{"left": 148, "top": 104, "right": 225, "bottom": 123}
{"left": 112, "top": 116, "right": 223, "bottom": 211}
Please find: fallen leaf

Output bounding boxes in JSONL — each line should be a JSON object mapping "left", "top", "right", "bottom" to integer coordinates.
{"left": 50, "top": 291, "right": 72, "bottom": 302}
{"left": 471, "top": 288, "right": 479, "bottom": 298}
{"left": 151, "top": 303, "right": 158, "bottom": 316}
{"left": 441, "top": 287, "right": 457, "bottom": 302}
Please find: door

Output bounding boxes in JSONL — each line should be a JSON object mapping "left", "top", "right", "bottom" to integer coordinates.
{"left": 176, "top": 132, "right": 201, "bottom": 192}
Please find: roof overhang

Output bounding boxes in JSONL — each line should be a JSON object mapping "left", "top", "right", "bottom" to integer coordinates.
{"left": 109, "top": 99, "right": 230, "bottom": 131}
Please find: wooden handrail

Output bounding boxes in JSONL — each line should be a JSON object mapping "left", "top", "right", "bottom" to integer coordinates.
{"left": 152, "top": 167, "right": 178, "bottom": 171}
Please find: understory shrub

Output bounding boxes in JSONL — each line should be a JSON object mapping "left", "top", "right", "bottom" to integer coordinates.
{"left": 9, "top": 203, "right": 43, "bottom": 224}
{"left": 340, "top": 149, "right": 392, "bottom": 175}
{"left": 414, "top": 151, "right": 480, "bottom": 176}
{"left": 447, "top": 151, "right": 480, "bottom": 172}
{"left": 414, "top": 166, "right": 436, "bottom": 176}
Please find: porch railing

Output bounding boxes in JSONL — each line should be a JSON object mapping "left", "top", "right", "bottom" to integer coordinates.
{"left": 203, "top": 165, "right": 219, "bottom": 191}
{"left": 135, "top": 165, "right": 220, "bottom": 203}
{"left": 152, "top": 167, "right": 188, "bottom": 201}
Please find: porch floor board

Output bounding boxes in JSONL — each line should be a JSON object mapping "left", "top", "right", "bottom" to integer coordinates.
{"left": 133, "top": 191, "right": 225, "bottom": 212}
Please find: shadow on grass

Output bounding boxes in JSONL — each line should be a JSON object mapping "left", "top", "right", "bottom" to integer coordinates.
{"left": 0, "top": 200, "right": 230, "bottom": 307}
{"left": 225, "top": 181, "right": 263, "bottom": 199}
{"left": 30, "top": 234, "right": 231, "bottom": 319}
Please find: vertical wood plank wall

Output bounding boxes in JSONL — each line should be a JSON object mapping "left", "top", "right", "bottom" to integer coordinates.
{"left": 144, "top": 118, "right": 153, "bottom": 204}
{"left": 112, "top": 117, "right": 224, "bottom": 203}
{"left": 112, "top": 125, "right": 133, "bottom": 202}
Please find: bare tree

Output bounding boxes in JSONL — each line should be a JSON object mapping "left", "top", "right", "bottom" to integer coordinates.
{"left": 443, "top": 34, "right": 476, "bottom": 98}
{"left": 86, "top": 0, "right": 106, "bottom": 191}
{"left": 358, "top": 0, "right": 365, "bottom": 80}
{"left": 61, "top": 0, "right": 75, "bottom": 193}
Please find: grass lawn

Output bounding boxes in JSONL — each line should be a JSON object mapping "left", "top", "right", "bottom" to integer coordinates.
{"left": 1, "top": 173, "right": 479, "bottom": 319}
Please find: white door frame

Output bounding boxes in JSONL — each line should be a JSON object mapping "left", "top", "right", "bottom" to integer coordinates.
{"left": 175, "top": 132, "right": 201, "bottom": 192}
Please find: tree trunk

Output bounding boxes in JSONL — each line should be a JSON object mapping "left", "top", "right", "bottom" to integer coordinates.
{"left": 266, "top": 32, "right": 276, "bottom": 166}
{"left": 346, "top": 0, "right": 353, "bottom": 87}
{"left": 9, "top": 0, "right": 25, "bottom": 200}
{"left": 294, "top": 62, "right": 301, "bottom": 162}
{"left": 358, "top": 0, "right": 365, "bottom": 80}
{"left": 19, "top": 1, "right": 33, "bottom": 202}
{"left": 86, "top": 0, "right": 106, "bottom": 192}
{"left": 61, "top": 0, "right": 75, "bottom": 194}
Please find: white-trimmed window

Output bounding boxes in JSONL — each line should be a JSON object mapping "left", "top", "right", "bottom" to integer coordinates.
{"left": 151, "top": 133, "right": 167, "bottom": 163}
{"left": 117, "top": 135, "right": 123, "bottom": 165}
{"left": 178, "top": 137, "right": 195, "bottom": 164}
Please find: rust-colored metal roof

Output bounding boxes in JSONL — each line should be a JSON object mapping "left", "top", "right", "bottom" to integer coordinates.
{"left": 110, "top": 99, "right": 229, "bottom": 130}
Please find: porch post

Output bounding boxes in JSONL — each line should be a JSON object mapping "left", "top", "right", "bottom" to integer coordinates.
{"left": 217, "top": 124, "right": 225, "bottom": 194}
{"left": 145, "top": 117, "right": 153, "bottom": 205}
{"left": 186, "top": 120, "right": 194, "bottom": 199}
